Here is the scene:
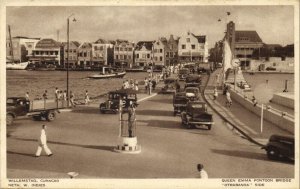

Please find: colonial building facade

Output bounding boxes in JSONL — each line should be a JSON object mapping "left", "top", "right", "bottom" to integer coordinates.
{"left": 62, "top": 41, "right": 80, "bottom": 68}
{"left": 134, "top": 41, "right": 153, "bottom": 67}
{"left": 92, "top": 38, "right": 114, "bottom": 67}
{"left": 165, "top": 35, "right": 179, "bottom": 66}
{"left": 178, "top": 31, "right": 208, "bottom": 64}
{"left": 226, "top": 21, "right": 264, "bottom": 70}
{"left": 6, "top": 36, "right": 40, "bottom": 62}
{"left": 113, "top": 39, "right": 134, "bottom": 68}
{"left": 153, "top": 37, "right": 168, "bottom": 66}
{"left": 77, "top": 42, "right": 92, "bottom": 68}
{"left": 28, "top": 38, "right": 62, "bottom": 65}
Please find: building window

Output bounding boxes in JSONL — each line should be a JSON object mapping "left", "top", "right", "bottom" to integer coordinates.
{"left": 160, "top": 49, "right": 163, "bottom": 53}
{"left": 124, "top": 55, "right": 127, "bottom": 59}
{"left": 191, "top": 45, "right": 195, "bottom": 49}
{"left": 84, "top": 52, "right": 87, "bottom": 57}
{"left": 128, "top": 47, "right": 132, "bottom": 51}
{"left": 120, "top": 55, "right": 123, "bottom": 59}
{"left": 160, "top": 56, "right": 163, "bottom": 61}
{"left": 142, "top": 54, "right": 146, "bottom": 59}
{"left": 147, "top": 54, "right": 150, "bottom": 59}
{"left": 128, "top": 55, "right": 131, "bottom": 59}
{"left": 136, "top": 54, "right": 139, "bottom": 58}
{"left": 116, "top": 55, "right": 118, "bottom": 59}
{"left": 115, "top": 47, "right": 119, "bottom": 51}
{"left": 186, "top": 38, "right": 190, "bottom": 43}
{"left": 100, "top": 46, "right": 104, "bottom": 51}
{"left": 182, "top": 45, "right": 186, "bottom": 49}
{"left": 166, "top": 52, "right": 169, "bottom": 57}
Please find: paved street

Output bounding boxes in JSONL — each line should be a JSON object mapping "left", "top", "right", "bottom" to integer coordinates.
{"left": 7, "top": 93, "right": 294, "bottom": 178}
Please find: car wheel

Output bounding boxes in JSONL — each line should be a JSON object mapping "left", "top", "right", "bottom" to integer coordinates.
{"left": 6, "top": 114, "right": 14, "bottom": 126}
{"left": 267, "top": 147, "right": 279, "bottom": 160}
{"left": 46, "top": 111, "right": 56, "bottom": 121}
{"left": 207, "top": 125, "right": 212, "bottom": 130}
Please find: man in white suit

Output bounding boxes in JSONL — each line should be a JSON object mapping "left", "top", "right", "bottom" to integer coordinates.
{"left": 35, "top": 125, "right": 53, "bottom": 157}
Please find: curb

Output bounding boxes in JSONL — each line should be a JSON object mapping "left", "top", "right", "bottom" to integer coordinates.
{"left": 202, "top": 71, "right": 264, "bottom": 147}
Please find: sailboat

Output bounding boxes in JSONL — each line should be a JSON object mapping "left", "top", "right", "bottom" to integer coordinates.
{"left": 6, "top": 25, "right": 29, "bottom": 70}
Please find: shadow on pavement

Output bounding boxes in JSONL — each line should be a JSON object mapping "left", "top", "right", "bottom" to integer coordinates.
{"left": 137, "top": 119, "right": 181, "bottom": 130}
{"left": 211, "top": 149, "right": 294, "bottom": 164}
{"left": 7, "top": 151, "right": 35, "bottom": 157}
{"left": 137, "top": 109, "right": 172, "bottom": 117}
{"left": 12, "top": 137, "right": 115, "bottom": 152}
{"left": 72, "top": 107, "right": 102, "bottom": 115}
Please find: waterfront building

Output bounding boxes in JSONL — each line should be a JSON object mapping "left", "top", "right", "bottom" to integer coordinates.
{"left": 113, "top": 39, "right": 134, "bottom": 68}
{"left": 178, "top": 31, "right": 208, "bottom": 64}
{"left": 6, "top": 36, "right": 40, "bottom": 62}
{"left": 134, "top": 41, "right": 154, "bottom": 67}
{"left": 165, "top": 35, "right": 179, "bottom": 66}
{"left": 77, "top": 42, "right": 93, "bottom": 68}
{"left": 28, "top": 38, "right": 62, "bottom": 65}
{"left": 62, "top": 41, "right": 80, "bottom": 68}
{"left": 226, "top": 21, "right": 264, "bottom": 70}
{"left": 153, "top": 37, "right": 168, "bottom": 66}
{"left": 92, "top": 38, "right": 114, "bottom": 67}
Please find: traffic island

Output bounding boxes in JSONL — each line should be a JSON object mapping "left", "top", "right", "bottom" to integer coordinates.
{"left": 114, "top": 137, "right": 141, "bottom": 154}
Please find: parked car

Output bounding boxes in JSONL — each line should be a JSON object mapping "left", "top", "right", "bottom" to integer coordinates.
{"left": 181, "top": 101, "right": 214, "bottom": 130}
{"left": 266, "top": 67, "right": 276, "bottom": 71}
{"left": 178, "top": 68, "right": 190, "bottom": 80}
{"left": 185, "top": 74, "right": 202, "bottom": 89}
{"left": 173, "top": 92, "right": 189, "bottom": 116}
{"left": 262, "top": 135, "right": 294, "bottom": 161}
{"left": 99, "top": 89, "right": 138, "bottom": 114}
{"left": 161, "top": 78, "right": 178, "bottom": 94}
{"left": 185, "top": 87, "right": 201, "bottom": 101}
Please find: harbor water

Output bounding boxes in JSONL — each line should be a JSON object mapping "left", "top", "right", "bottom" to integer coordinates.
{"left": 6, "top": 70, "right": 150, "bottom": 100}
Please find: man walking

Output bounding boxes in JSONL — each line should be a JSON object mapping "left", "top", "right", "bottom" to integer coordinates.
{"left": 35, "top": 125, "right": 53, "bottom": 157}
{"left": 197, "top": 164, "right": 208, "bottom": 179}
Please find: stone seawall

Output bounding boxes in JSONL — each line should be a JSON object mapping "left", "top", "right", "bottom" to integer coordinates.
{"left": 229, "top": 89, "right": 294, "bottom": 134}
{"left": 270, "top": 93, "right": 294, "bottom": 109}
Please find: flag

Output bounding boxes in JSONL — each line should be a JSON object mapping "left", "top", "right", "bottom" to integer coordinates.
{"left": 223, "top": 39, "right": 232, "bottom": 72}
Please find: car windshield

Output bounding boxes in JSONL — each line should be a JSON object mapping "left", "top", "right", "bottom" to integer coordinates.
{"left": 186, "top": 88, "right": 198, "bottom": 93}
{"left": 7, "top": 98, "right": 16, "bottom": 105}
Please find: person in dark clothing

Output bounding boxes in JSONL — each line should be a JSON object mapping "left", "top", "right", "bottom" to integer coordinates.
{"left": 128, "top": 102, "right": 136, "bottom": 138}
{"left": 175, "top": 80, "right": 180, "bottom": 92}
{"left": 152, "top": 80, "right": 157, "bottom": 90}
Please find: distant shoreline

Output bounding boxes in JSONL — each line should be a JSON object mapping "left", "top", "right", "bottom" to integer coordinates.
{"left": 243, "top": 71, "right": 294, "bottom": 74}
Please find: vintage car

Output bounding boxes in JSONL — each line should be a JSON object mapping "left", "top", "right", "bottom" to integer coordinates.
{"left": 262, "top": 135, "right": 294, "bottom": 161}
{"left": 185, "top": 87, "right": 201, "bottom": 101}
{"left": 181, "top": 101, "right": 214, "bottom": 130}
{"left": 178, "top": 68, "right": 190, "bottom": 81}
{"left": 161, "top": 77, "right": 178, "bottom": 94}
{"left": 99, "top": 89, "right": 138, "bottom": 114}
{"left": 173, "top": 92, "right": 189, "bottom": 116}
{"left": 184, "top": 74, "right": 202, "bottom": 89}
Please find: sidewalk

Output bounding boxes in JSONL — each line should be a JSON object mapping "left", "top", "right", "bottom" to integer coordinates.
{"left": 204, "top": 68, "right": 292, "bottom": 146}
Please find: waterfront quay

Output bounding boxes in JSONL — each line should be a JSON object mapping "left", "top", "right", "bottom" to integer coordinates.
{"left": 6, "top": 72, "right": 294, "bottom": 179}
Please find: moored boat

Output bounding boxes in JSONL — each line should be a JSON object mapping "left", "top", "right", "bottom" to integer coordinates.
{"left": 6, "top": 61, "right": 29, "bottom": 70}
{"left": 88, "top": 67, "right": 126, "bottom": 79}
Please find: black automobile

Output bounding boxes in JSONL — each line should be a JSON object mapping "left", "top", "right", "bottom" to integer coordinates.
{"left": 185, "top": 87, "right": 200, "bottom": 101}
{"left": 99, "top": 89, "right": 138, "bottom": 114}
{"left": 173, "top": 92, "right": 189, "bottom": 116}
{"left": 185, "top": 74, "right": 202, "bottom": 89}
{"left": 178, "top": 68, "right": 190, "bottom": 81}
{"left": 181, "top": 101, "right": 214, "bottom": 130}
{"left": 262, "top": 135, "right": 294, "bottom": 161}
{"left": 161, "top": 78, "right": 178, "bottom": 94}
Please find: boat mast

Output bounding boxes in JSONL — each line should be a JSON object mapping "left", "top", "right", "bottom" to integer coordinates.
{"left": 8, "top": 25, "right": 15, "bottom": 63}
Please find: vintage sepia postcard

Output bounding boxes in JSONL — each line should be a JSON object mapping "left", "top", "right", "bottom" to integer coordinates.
{"left": 0, "top": 0, "right": 299, "bottom": 188}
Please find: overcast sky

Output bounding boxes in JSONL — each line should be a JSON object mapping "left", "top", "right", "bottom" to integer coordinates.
{"left": 6, "top": 6, "right": 294, "bottom": 48}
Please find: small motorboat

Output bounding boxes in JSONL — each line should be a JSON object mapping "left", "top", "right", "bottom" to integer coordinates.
{"left": 89, "top": 67, "right": 126, "bottom": 79}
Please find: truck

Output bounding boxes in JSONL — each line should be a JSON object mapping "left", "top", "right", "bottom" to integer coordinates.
{"left": 6, "top": 97, "right": 66, "bottom": 126}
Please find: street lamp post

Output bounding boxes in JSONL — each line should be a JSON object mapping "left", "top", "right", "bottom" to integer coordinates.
{"left": 66, "top": 14, "right": 76, "bottom": 107}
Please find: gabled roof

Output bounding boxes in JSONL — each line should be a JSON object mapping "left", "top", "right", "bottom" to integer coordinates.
{"left": 35, "top": 38, "right": 61, "bottom": 48}
{"left": 95, "top": 38, "right": 108, "bottom": 44}
{"left": 191, "top": 34, "right": 206, "bottom": 43}
{"left": 135, "top": 41, "right": 154, "bottom": 51}
{"left": 235, "top": 31, "right": 263, "bottom": 43}
{"left": 78, "top": 42, "right": 92, "bottom": 49}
